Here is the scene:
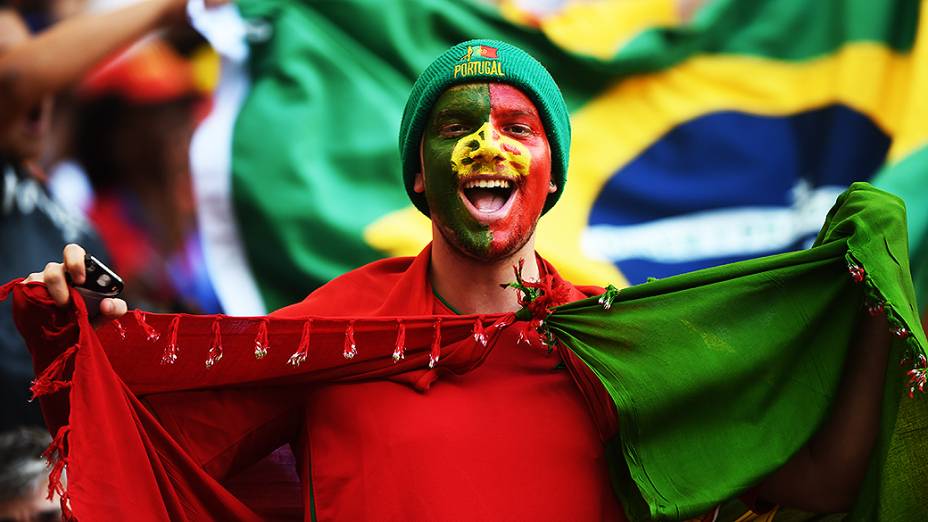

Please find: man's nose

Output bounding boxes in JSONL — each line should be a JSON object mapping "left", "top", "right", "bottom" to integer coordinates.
{"left": 470, "top": 123, "right": 505, "bottom": 163}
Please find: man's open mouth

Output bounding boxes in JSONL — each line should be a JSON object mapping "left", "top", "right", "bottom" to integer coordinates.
{"left": 460, "top": 177, "right": 517, "bottom": 217}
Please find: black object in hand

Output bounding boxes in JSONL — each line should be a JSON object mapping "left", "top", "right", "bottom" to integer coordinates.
{"left": 77, "top": 255, "right": 123, "bottom": 297}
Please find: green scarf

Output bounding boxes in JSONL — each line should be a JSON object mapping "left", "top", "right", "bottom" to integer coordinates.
{"left": 550, "top": 182, "right": 928, "bottom": 520}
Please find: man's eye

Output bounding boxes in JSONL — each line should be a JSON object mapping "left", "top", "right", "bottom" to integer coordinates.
{"left": 441, "top": 124, "right": 470, "bottom": 136}
{"left": 504, "top": 124, "right": 533, "bottom": 137}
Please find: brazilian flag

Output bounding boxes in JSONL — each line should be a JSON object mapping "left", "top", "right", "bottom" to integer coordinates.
{"left": 188, "top": 0, "right": 928, "bottom": 325}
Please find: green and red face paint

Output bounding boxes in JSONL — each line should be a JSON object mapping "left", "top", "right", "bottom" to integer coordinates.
{"left": 421, "top": 83, "right": 552, "bottom": 260}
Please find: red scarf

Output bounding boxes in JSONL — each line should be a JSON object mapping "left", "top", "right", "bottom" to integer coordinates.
{"left": 2, "top": 250, "right": 612, "bottom": 520}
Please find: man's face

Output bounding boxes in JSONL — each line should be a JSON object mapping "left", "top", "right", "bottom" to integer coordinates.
{"left": 418, "top": 83, "right": 553, "bottom": 260}
{"left": 0, "top": 11, "right": 51, "bottom": 162}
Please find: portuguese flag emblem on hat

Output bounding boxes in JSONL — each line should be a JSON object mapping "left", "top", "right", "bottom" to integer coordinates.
{"left": 461, "top": 44, "right": 498, "bottom": 61}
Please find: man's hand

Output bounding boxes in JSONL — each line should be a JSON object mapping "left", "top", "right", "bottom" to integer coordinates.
{"left": 22, "top": 244, "right": 127, "bottom": 320}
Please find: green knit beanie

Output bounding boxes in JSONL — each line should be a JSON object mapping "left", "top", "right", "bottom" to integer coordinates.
{"left": 398, "top": 39, "right": 571, "bottom": 217}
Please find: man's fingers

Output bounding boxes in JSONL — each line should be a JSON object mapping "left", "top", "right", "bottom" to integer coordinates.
{"left": 100, "top": 298, "right": 128, "bottom": 319}
{"left": 42, "top": 262, "right": 70, "bottom": 306}
{"left": 63, "top": 244, "right": 86, "bottom": 285}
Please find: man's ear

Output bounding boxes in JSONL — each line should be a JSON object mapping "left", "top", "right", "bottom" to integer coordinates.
{"left": 414, "top": 171, "right": 426, "bottom": 193}
{"left": 548, "top": 181, "right": 557, "bottom": 194}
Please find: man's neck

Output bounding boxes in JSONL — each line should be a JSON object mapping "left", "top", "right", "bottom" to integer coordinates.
{"left": 429, "top": 228, "right": 539, "bottom": 315}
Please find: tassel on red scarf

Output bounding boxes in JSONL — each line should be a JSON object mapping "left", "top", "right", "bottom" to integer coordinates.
{"left": 30, "top": 344, "right": 78, "bottom": 399}
{"left": 42, "top": 424, "right": 72, "bottom": 519}
{"left": 429, "top": 318, "right": 442, "bottom": 368}
{"left": 343, "top": 320, "right": 358, "bottom": 359}
{"left": 517, "top": 318, "right": 545, "bottom": 349}
{"left": 288, "top": 319, "right": 312, "bottom": 367}
{"left": 254, "top": 319, "right": 270, "bottom": 359}
{"left": 160, "top": 316, "right": 180, "bottom": 365}
{"left": 489, "top": 314, "right": 513, "bottom": 333}
{"left": 205, "top": 317, "right": 223, "bottom": 369}
{"left": 393, "top": 319, "right": 406, "bottom": 363}
{"left": 48, "top": 456, "right": 71, "bottom": 519}
{"left": 472, "top": 316, "right": 488, "bottom": 347}
{"left": 133, "top": 309, "right": 161, "bottom": 342}
{"left": 111, "top": 318, "right": 127, "bottom": 340}
{"left": 42, "top": 425, "right": 69, "bottom": 498}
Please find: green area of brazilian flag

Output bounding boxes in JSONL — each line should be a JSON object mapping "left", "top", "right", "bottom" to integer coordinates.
{"left": 227, "top": 0, "right": 928, "bottom": 316}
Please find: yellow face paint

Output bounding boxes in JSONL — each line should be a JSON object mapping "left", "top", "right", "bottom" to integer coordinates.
{"left": 450, "top": 122, "right": 531, "bottom": 180}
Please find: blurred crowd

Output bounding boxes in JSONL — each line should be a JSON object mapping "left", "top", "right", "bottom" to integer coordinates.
{"left": 0, "top": 0, "right": 223, "bottom": 516}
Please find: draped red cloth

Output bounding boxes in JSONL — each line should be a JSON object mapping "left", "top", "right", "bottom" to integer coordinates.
{"left": 5, "top": 246, "right": 621, "bottom": 521}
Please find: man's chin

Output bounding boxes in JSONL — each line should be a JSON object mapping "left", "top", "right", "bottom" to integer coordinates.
{"left": 438, "top": 224, "right": 534, "bottom": 264}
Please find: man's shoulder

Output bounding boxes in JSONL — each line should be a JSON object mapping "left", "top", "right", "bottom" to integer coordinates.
{"left": 272, "top": 256, "right": 418, "bottom": 317}
{"left": 538, "top": 256, "right": 604, "bottom": 302}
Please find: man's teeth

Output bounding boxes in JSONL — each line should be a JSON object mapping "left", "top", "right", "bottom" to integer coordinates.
{"left": 462, "top": 179, "right": 511, "bottom": 189}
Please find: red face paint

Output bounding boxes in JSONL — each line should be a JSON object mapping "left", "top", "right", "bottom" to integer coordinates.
{"left": 483, "top": 83, "right": 552, "bottom": 257}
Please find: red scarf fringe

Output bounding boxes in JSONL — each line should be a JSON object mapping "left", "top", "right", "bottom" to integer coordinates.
{"left": 111, "top": 318, "right": 127, "bottom": 340}
{"left": 288, "top": 319, "right": 313, "bottom": 367}
{"left": 160, "top": 316, "right": 180, "bottom": 365}
{"left": 205, "top": 317, "right": 223, "bottom": 369}
{"left": 42, "top": 424, "right": 73, "bottom": 519}
{"left": 473, "top": 316, "right": 488, "bottom": 347}
{"left": 254, "top": 319, "right": 270, "bottom": 359}
{"left": 134, "top": 310, "right": 161, "bottom": 342}
{"left": 393, "top": 319, "right": 406, "bottom": 362}
{"left": 343, "top": 320, "right": 358, "bottom": 359}
{"left": 430, "top": 319, "right": 442, "bottom": 368}
{"left": 30, "top": 344, "right": 78, "bottom": 399}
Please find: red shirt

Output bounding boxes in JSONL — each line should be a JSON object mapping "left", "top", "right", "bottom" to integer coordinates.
{"left": 271, "top": 245, "right": 624, "bottom": 521}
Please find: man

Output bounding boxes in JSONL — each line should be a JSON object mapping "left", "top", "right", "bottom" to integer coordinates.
{"left": 20, "top": 40, "right": 895, "bottom": 520}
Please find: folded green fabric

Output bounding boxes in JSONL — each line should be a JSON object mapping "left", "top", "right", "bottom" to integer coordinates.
{"left": 550, "top": 183, "right": 928, "bottom": 520}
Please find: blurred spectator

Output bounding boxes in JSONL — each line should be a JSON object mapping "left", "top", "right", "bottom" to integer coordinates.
{"left": 0, "top": 0, "right": 198, "bottom": 431}
{"left": 69, "top": 38, "right": 222, "bottom": 313}
{"left": 0, "top": 3, "right": 109, "bottom": 432}
{"left": 0, "top": 428, "right": 58, "bottom": 522}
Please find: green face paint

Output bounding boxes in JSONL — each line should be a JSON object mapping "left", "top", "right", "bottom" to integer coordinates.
{"left": 422, "top": 84, "right": 494, "bottom": 257}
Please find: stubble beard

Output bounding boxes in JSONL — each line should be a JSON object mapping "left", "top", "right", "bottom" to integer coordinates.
{"left": 434, "top": 214, "right": 537, "bottom": 264}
